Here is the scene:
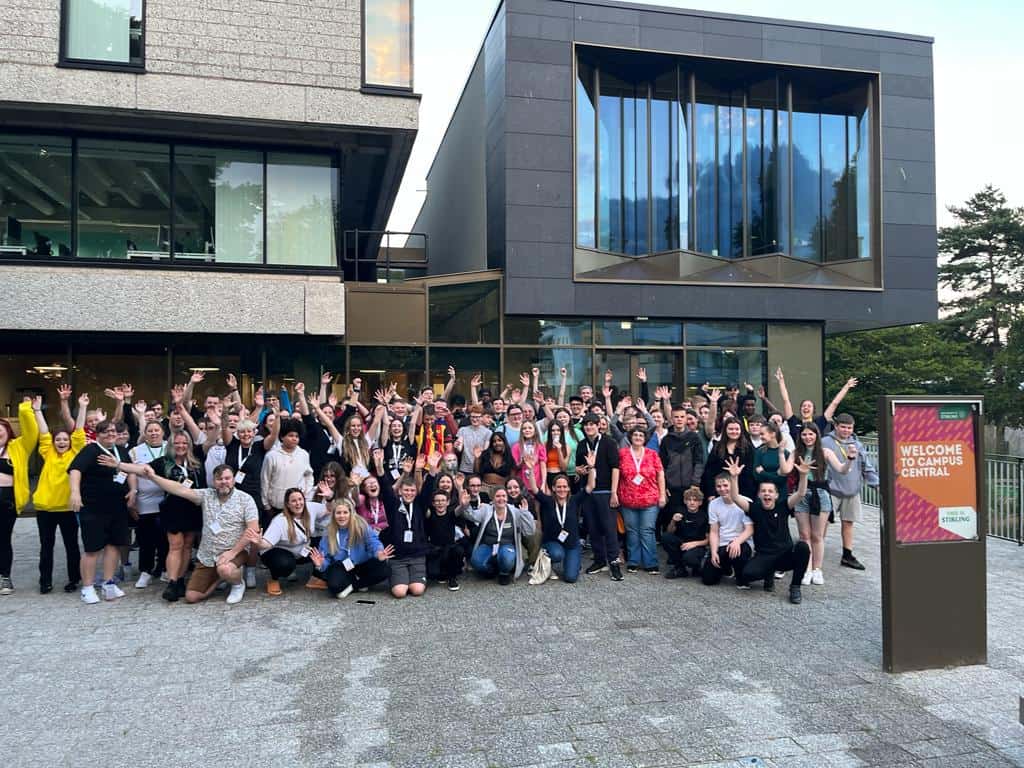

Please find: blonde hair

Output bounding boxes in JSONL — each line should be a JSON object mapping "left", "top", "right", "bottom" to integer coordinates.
{"left": 340, "top": 415, "right": 371, "bottom": 470}
{"left": 326, "top": 498, "right": 369, "bottom": 555}
{"left": 282, "top": 488, "right": 313, "bottom": 544}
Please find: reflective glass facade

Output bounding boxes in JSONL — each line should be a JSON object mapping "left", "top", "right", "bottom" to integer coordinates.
{"left": 363, "top": 0, "right": 413, "bottom": 90}
{"left": 62, "top": 0, "right": 144, "bottom": 68}
{"left": 576, "top": 48, "right": 875, "bottom": 264}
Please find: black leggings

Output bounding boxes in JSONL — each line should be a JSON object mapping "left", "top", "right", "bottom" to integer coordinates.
{"left": 0, "top": 488, "right": 15, "bottom": 577}
{"left": 701, "top": 543, "right": 752, "bottom": 585}
{"left": 260, "top": 547, "right": 310, "bottom": 579}
{"left": 135, "top": 514, "right": 168, "bottom": 577}
{"left": 741, "top": 542, "right": 811, "bottom": 587}
{"left": 324, "top": 558, "right": 391, "bottom": 595}
{"left": 36, "top": 511, "right": 81, "bottom": 585}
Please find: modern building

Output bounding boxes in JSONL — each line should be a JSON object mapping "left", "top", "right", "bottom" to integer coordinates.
{"left": 1, "top": 0, "right": 937, "bottom": 417}
{"left": 0, "top": 0, "right": 418, "bottom": 412}
{"left": 412, "top": 0, "right": 937, "bottom": 406}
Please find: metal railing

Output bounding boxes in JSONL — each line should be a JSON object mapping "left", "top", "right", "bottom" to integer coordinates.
{"left": 860, "top": 437, "right": 1023, "bottom": 545}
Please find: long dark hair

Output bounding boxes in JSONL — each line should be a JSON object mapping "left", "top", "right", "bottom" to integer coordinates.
{"left": 484, "top": 432, "right": 507, "bottom": 468}
{"left": 713, "top": 417, "right": 752, "bottom": 460}
{"left": 794, "top": 422, "right": 828, "bottom": 482}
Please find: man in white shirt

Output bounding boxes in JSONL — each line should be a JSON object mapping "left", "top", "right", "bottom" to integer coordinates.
{"left": 701, "top": 472, "right": 754, "bottom": 587}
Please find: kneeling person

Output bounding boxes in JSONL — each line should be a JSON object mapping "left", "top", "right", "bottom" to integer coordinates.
{"left": 701, "top": 474, "right": 754, "bottom": 586}
{"left": 140, "top": 463, "right": 259, "bottom": 604}
{"left": 313, "top": 499, "right": 394, "bottom": 598}
{"left": 459, "top": 486, "right": 535, "bottom": 585}
{"left": 662, "top": 487, "right": 709, "bottom": 579}
{"left": 256, "top": 488, "right": 329, "bottom": 596}
{"left": 726, "top": 456, "right": 812, "bottom": 604}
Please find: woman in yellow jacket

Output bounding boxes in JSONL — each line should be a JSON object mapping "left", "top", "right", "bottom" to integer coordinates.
{"left": 33, "top": 389, "right": 88, "bottom": 594}
{"left": 0, "top": 395, "right": 40, "bottom": 595}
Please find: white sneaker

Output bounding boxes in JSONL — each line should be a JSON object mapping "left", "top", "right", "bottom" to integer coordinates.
{"left": 103, "top": 581, "right": 126, "bottom": 600}
{"left": 244, "top": 567, "right": 256, "bottom": 588}
{"left": 548, "top": 571, "right": 559, "bottom": 581}
{"left": 135, "top": 572, "right": 153, "bottom": 589}
{"left": 801, "top": 569, "right": 812, "bottom": 586}
{"left": 80, "top": 585, "right": 100, "bottom": 604}
{"left": 336, "top": 584, "right": 354, "bottom": 599}
{"left": 226, "top": 582, "right": 246, "bottom": 604}
{"left": 774, "top": 571, "right": 785, "bottom": 579}
{"left": 159, "top": 571, "right": 170, "bottom": 583}
{"left": 810, "top": 569, "right": 824, "bottom": 585}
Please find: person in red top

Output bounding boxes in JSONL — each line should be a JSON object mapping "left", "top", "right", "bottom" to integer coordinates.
{"left": 613, "top": 427, "right": 667, "bottom": 574}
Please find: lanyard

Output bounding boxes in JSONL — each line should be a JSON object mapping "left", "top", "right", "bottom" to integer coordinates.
{"left": 175, "top": 462, "right": 188, "bottom": 481}
{"left": 392, "top": 443, "right": 402, "bottom": 467}
{"left": 630, "top": 447, "right": 644, "bottom": 475}
{"left": 493, "top": 511, "right": 508, "bottom": 542}
{"left": 145, "top": 443, "right": 164, "bottom": 461}
{"left": 371, "top": 499, "right": 381, "bottom": 525}
{"left": 401, "top": 503, "right": 414, "bottom": 531}
{"left": 238, "top": 443, "right": 252, "bottom": 467}
{"left": 98, "top": 443, "right": 120, "bottom": 461}
{"left": 555, "top": 501, "right": 567, "bottom": 529}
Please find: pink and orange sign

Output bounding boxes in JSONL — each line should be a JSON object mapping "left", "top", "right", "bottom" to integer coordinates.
{"left": 892, "top": 402, "right": 979, "bottom": 544}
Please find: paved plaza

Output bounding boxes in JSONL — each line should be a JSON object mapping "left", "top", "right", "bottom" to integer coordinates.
{"left": 3, "top": 508, "right": 1023, "bottom": 768}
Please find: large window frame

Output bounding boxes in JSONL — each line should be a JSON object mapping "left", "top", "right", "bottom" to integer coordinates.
{"left": 361, "top": 0, "right": 415, "bottom": 95}
{"left": 573, "top": 45, "right": 881, "bottom": 288}
{"left": 58, "top": 0, "right": 147, "bottom": 73}
{"left": 0, "top": 128, "right": 343, "bottom": 275}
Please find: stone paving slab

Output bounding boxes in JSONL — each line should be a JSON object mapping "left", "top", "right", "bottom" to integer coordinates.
{"left": 1, "top": 507, "right": 1022, "bottom": 767}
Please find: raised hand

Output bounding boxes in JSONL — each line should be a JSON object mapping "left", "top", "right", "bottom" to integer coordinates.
{"left": 636, "top": 367, "right": 647, "bottom": 383}
{"left": 604, "top": 369, "right": 614, "bottom": 384}
{"left": 470, "top": 373, "right": 482, "bottom": 388}
{"left": 104, "top": 387, "right": 125, "bottom": 402}
{"left": 448, "top": 365, "right": 456, "bottom": 379}
{"left": 133, "top": 400, "right": 147, "bottom": 416}
{"left": 774, "top": 367, "right": 784, "bottom": 382}
{"left": 585, "top": 449, "right": 597, "bottom": 469}
{"left": 519, "top": 372, "right": 530, "bottom": 388}
{"left": 756, "top": 384, "right": 766, "bottom": 399}
{"left": 328, "top": 392, "right": 338, "bottom": 408}
{"left": 602, "top": 384, "right": 612, "bottom": 399}
{"left": 253, "top": 386, "right": 265, "bottom": 409}
{"left": 845, "top": 377, "right": 859, "bottom": 389}
{"left": 170, "top": 385, "right": 184, "bottom": 406}
{"left": 374, "top": 388, "right": 388, "bottom": 406}
{"left": 57, "top": 383, "right": 72, "bottom": 401}
{"left": 121, "top": 383, "right": 134, "bottom": 399}
{"left": 294, "top": 381, "right": 305, "bottom": 396}
{"left": 307, "top": 393, "right": 321, "bottom": 409}
{"left": 94, "top": 407, "right": 107, "bottom": 422}
{"left": 226, "top": 373, "right": 238, "bottom": 390}
{"left": 30, "top": 395, "right": 42, "bottom": 411}
{"left": 460, "top": 489, "right": 471, "bottom": 507}
{"left": 190, "top": 370, "right": 205, "bottom": 384}
{"left": 531, "top": 366, "right": 540, "bottom": 380}
{"left": 321, "top": 371, "right": 334, "bottom": 385}
{"left": 78, "top": 393, "right": 90, "bottom": 408}
{"left": 559, "top": 367, "right": 568, "bottom": 379}
{"left": 372, "top": 447, "right": 384, "bottom": 466}
{"left": 654, "top": 385, "right": 670, "bottom": 401}
{"left": 522, "top": 450, "right": 537, "bottom": 468}
{"left": 317, "top": 480, "right": 334, "bottom": 499}
{"left": 426, "top": 451, "right": 441, "bottom": 472}
{"left": 725, "top": 456, "right": 744, "bottom": 476}
{"left": 708, "top": 388, "right": 722, "bottom": 403}
{"left": 795, "top": 457, "right": 815, "bottom": 475}
{"left": 401, "top": 456, "right": 415, "bottom": 475}
{"left": 414, "top": 453, "right": 427, "bottom": 472}
{"left": 532, "top": 388, "right": 544, "bottom": 404}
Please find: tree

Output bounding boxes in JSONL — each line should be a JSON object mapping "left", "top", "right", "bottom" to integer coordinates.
{"left": 825, "top": 323, "right": 986, "bottom": 434}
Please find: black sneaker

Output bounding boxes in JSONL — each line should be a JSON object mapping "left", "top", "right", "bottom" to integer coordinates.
{"left": 585, "top": 561, "right": 608, "bottom": 575}
{"left": 841, "top": 553, "right": 866, "bottom": 571}
{"left": 609, "top": 562, "right": 624, "bottom": 581}
{"left": 626, "top": 565, "right": 639, "bottom": 574}
{"left": 763, "top": 576, "right": 774, "bottom": 593}
{"left": 163, "top": 580, "right": 185, "bottom": 602}
{"left": 63, "top": 580, "right": 80, "bottom": 593}
{"left": 644, "top": 567, "right": 660, "bottom": 575}
{"left": 789, "top": 585, "right": 803, "bottom": 604}
{"left": 497, "top": 574, "right": 511, "bottom": 586}
{"left": 664, "top": 567, "right": 686, "bottom": 579}
{"left": 39, "top": 582, "right": 53, "bottom": 594}
{"left": 447, "top": 576, "right": 460, "bottom": 591}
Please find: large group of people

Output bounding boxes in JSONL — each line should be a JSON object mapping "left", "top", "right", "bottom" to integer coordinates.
{"left": 0, "top": 364, "right": 878, "bottom": 606}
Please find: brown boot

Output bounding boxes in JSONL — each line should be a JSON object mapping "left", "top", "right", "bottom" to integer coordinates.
{"left": 265, "top": 579, "right": 283, "bottom": 596}
{"left": 305, "top": 575, "right": 327, "bottom": 590}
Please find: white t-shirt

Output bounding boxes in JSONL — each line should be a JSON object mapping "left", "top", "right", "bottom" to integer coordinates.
{"left": 708, "top": 496, "right": 753, "bottom": 547}
{"left": 263, "top": 512, "right": 313, "bottom": 556}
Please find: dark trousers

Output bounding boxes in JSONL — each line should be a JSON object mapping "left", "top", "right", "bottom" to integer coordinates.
{"left": 741, "top": 542, "right": 811, "bottom": 587}
{"left": 585, "top": 492, "right": 619, "bottom": 564}
{"left": 426, "top": 543, "right": 464, "bottom": 581}
{"left": 324, "top": 558, "right": 391, "bottom": 595}
{"left": 135, "top": 514, "right": 167, "bottom": 577}
{"left": 660, "top": 531, "right": 706, "bottom": 572}
{"left": 701, "top": 542, "right": 753, "bottom": 585}
{"left": 657, "top": 488, "right": 685, "bottom": 535}
{"left": 260, "top": 547, "right": 310, "bottom": 579}
{"left": 36, "top": 511, "right": 81, "bottom": 586}
{"left": 0, "top": 488, "right": 16, "bottom": 577}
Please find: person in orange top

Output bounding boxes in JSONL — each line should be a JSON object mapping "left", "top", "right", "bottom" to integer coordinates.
{"left": 614, "top": 427, "right": 666, "bottom": 575}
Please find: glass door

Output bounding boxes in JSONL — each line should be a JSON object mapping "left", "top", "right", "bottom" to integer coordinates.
{"left": 594, "top": 351, "right": 683, "bottom": 401}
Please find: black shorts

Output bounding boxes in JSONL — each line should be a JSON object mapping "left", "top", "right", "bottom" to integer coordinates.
{"left": 160, "top": 505, "right": 202, "bottom": 534}
{"left": 79, "top": 507, "right": 131, "bottom": 552}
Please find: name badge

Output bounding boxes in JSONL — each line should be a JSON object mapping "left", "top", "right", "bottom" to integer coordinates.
{"left": 300, "top": 546, "right": 311, "bottom": 558}
{"left": 632, "top": 474, "right": 644, "bottom": 486}
{"left": 209, "top": 519, "right": 223, "bottom": 534}
{"left": 342, "top": 557, "right": 355, "bottom": 571}
{"left": 391, "top": 468, "right": 401, "bottom": 480}
{"left": 181, "top": 479, "right": 193, "bottom": 489}
{"left": 403, "top": 529, "right": 414, "bottom": 543}
{"left": 491, "top": 544, "right": 500, "bottom": 556}
{"left": 234, "top": 471, "right": 246, "bottom": 484}
{"left": 557, "top": 530, "right": 569, "bottom": 543}
{"left": 114, "top": 471, "right": 127, "bottom": 485}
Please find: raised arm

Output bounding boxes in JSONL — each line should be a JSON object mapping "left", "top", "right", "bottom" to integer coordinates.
{"left": 756, "top": 384, "right": 780, "bottom": 417}
{"left": 74, "top": 392, "right": 89, "bottom": 431}
{"left": 823, "top": 444, "right": 856, "bottom": 475}
{"left": 105, "top": 386, "right": 126, "bottom": 424}
{"left": 469, "top": 373, "right": 482, "bottom": 406}
{"left": 262, "top": 409, "right": 281, "bottom": 451}
{"left": 307, "top": 393, "right": 342, "bottom": 444}
{"left": 442, "top": 365, "right": 457, "bottom": 402}
{"left": 725, "top": 456, "right": 750, "bottom": 513}
{"left": 518, "top": 371, "right": 531, "bottom": 405}
{"left": 32, "top": 397, "right": 49, "bottom": 439}
{"left": 703, "top": 388, "right": 720, "bottom": 440}
{"left": 182, "top": 370, "right": 204, "bottom": 410}
{"left": 787, "top": 459, "right": 812, "bottom": 510}
{"left": 557, "top": 367, "right": 567, "bottom": 407}
{"left": 822, "top": 377, "right": 858, "bottom": 423}
{"left": 57, "top": 383, "right": 75, "bottom": 433}
{"left": 775, "top": 367, "right": 794, "bottom": 420}
{"left": 293, "top": 382, "right": 309, "bottom": 417}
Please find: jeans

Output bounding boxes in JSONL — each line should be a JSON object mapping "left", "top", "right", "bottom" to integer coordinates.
{"left": 542, "top": 541, "right": 582, "bottom": 583}
{"left": 470, "top": 544, "right": 516, "bottom": 576}
{"left": 324, "top": 558, "right": 391, "bottom": 595}
{"left": 36, "top": 511, "right": 82, "bottom": 586}
{"left": 621, "top": 505, "right": 659, "bottom": 568}
{"left": 701, "top": 542, "right": 752, "bottom": 585}
{"left": 741, "top": 542, "right": 811, "bottom": 587}
{"left": 585, "top": 492, "right": 618, "bottom": 564}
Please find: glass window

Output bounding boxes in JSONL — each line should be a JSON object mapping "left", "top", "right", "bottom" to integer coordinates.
{"left": 651, "top": 67, "right": 681, "bottom": 253}
{"left": 595, "top": 320, "right": 682, "bottom": 346}
{"left": 597, "top": 68, "right": 648, "bottom": 256}
{"left": 265, "top": 339, "right": 345, "bottom": 406}
{"left": 0, "top": 135, "right": 73, "bottom": 258}
{"left": 266, "top": 153, "right": 338, "bottom": 268}
{"left": 74, "top": 343, "right": 169, "bottom": 409}
{"left": 429, "top": 348, "right": 500, "bottom": 399}
{"left": 363, "top": 0, "right": 412, "bottom": 89}
{"left": 576, "top": 60, "right": 597, "bottom": 249}
{"left": 595, "top": 351, "right": 684, "bottom": 398}
{"left": 504, "top": 318, "right": 592, "bottom": 346}
{"left": 686, "top": 349, "right": 765, "bottom": 396}
{"left": 686, "top": 322, "right": 766, "bottom": 348}
{"left": 429, "top": 281, "right": 500, "bottom": 344}
{"left": 791, "top": 108, "right": 820, "bottom": 261}
{"left": 504, "top": 348, "right": 593, "bottom": 394}
{"left": 173, "top": 146, "right": 263, "bottom": 265}
{"left": 0, "top": 342, "right": 70, "bottom": 420}
{"left": 77, "top": 139, "right": 170, "bottom": 261}
{"left": 64, "top": 0, "right": 144, "bottom": 67}
{"left": 350, "top": 346, "right": 425, "bottom": 403}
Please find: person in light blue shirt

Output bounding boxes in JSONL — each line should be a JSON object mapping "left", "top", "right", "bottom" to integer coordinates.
{"left": 314, "top": 499, "right": 394, "bottom": 599}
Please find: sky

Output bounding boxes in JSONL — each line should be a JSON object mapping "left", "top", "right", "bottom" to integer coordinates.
{"left": 387, "top": 0, "right": 1024, "bottom": 233}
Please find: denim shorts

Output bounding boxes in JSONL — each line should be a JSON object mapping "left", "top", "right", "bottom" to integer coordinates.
{"left": 794, "top": 487, "right": 833, "bottom": 516}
